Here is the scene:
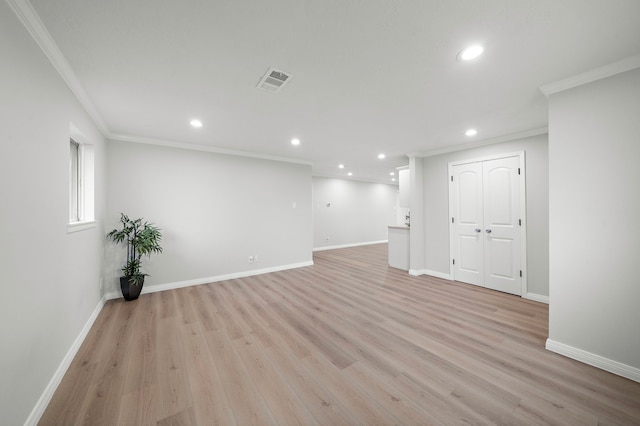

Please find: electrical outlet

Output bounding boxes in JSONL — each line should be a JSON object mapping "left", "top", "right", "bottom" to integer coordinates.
{"left": 248, "top": 256, "right": 255, "bottom": 263}
{"left": 325, "top": 236, "right": 330, "bottom": 241}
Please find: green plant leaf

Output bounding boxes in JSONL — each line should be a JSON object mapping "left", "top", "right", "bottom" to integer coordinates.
{"left": 107, "top": 213, "right": 163, "bottom": 280}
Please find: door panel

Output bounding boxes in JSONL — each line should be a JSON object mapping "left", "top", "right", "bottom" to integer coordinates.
{"left": 452, "top": 163, "right": 483, "bottom": 286}
{"left": 459, "top": 235, "right": 481, "bottom": 273}
{"left": 487, "top": 238, "right": 514, "bottom": 278}
{"left": 458, "top": 170, "right": 481, "bottom": 224}
{"left": 483, "top": 157, "right": 521, "bottom": 295}
{"left": 485, "top": 166, "right": 513, "bottom": 225}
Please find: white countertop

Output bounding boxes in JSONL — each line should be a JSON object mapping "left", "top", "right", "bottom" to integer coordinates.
{"left": 388, "top": 225, "right": 410, "bottom": 230}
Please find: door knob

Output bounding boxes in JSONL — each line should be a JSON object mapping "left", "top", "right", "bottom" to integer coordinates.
{"left": 485, "top": 229, "right": 492, "bottom": 233}
{"left": 475, "top": 228, "right": 481, "bottom": 233}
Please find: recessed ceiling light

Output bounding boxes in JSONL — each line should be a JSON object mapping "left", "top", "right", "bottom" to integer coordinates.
{"left": 378, "top": 153, "right": 386, "bottom": 159}
{"left": 457, "top": 44, "right": 484, "bottom": 61}
{"left": 338, "top": 164, "right": 345, "bottom": 169}
{"left": 291, "top": 138, "right": 301, "bottom": 146}
{"left": 389, "top": 172, "right": 395, "bottom": 176}
{"left": 465, "top": 128, "right": 478, "bottom": 136}
{"left": 190, "top": 119, "right": 203, "bottom": 128}
{"left": 347, "top": 172, "right": 353, "bottom": 176}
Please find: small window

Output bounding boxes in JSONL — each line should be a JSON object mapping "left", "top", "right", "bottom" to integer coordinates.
{"left": 68, "top": 125, "right": 95, "bottom": 232}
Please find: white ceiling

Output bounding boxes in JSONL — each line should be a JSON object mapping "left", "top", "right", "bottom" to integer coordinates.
{"left": 28, "top": 0, "right": 640, "bottom": 183}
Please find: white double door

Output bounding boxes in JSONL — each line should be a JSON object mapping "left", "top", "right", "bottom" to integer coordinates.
{"left": 450, "top": 155, "right": 523, "bottom": 296}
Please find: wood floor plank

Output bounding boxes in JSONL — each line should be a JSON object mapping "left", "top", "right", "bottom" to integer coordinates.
{"left": 122, "top": 293, "right": 157, "bottom": 395}
{"left": 157, "top": 289, "right": 176, "bottom": 320}
{"left": 391, "top": 370, "right": 492, "bottom": 425}
{"left": 187, "top": 286, "right": 219, "bottom": 332}
{"left": 174, "top": 287, "right": 198, "bottom": 326}
{"left": 76, "top": 300, "right": 140, "bottom": 425}
{"left": 203, "top": 281, "right": 251, "bottom": 340}
{"left": 277, "top": 274, "right": 403, "bottom": 379}
{"left": 156, "top": 407, "right": 197, "bottom": 426}
{"left": 343, "top": 360, "right": 445, "bottom": 425}
{"left": 179, "top": 322, "right": 236, "bottom": 426}
{"left": 201, "top": 329, "right": 276, "bottom": 425}
{"left": 244, "top": 280, "right": 314, "bottom": 358}
{"left": 39, "top": 243, "right": 640, "bottom": 425}
{"left": 222, "top": 281, "right": 276, "bottom": 349}
{"left": 71, "top": 300, "right": 123, "bottom": 366}
{"left": 117, "top": 385, "right": 156, "bottom": 426}
{"left": 274, "top": 299, "right": 356, "bottom": 369}
{"left": 155, "top": 315, "right": 192, "bottom": 421}
{"left": 512, "top": 392, "right": 599, "bottom": 426}
{"left": 39, "top": 359, "right": 98, "bottom": 425}
{"left": 261, "top": 335, "right": 356, "bottom": 425}
{"left": 232, "top": 333, "right": 318, "bottom": 425}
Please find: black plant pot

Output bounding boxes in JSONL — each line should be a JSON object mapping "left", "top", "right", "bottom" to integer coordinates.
{"left": 120, "top": 276, "right": 144, "bottom": 301}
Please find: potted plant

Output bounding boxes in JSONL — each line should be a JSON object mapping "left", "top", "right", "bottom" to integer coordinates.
{"left": 107, "top": 213, "right": 163, "bottom": 301}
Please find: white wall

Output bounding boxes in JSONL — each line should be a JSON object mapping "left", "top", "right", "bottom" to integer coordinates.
{"left": 547, "top": 68, "right": 640, "bottom": 374}
{"left": 0, "top": 3, "right": 107, "bottom": 424}
{"left": 312, "top": 177, "right": 397, "bottom": 249}
{"left": 396, "top": 167, "right": 410, "bottom": 227}
{"left": 106, "top": 141, "right": 313, "bottom": 291}
{"left": 418, "top": 134, "right": 549, "bottom": 297}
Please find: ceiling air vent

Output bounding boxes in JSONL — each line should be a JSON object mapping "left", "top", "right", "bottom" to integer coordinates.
{"left": 257, "top": 67, "right": 293, "bottom": 92}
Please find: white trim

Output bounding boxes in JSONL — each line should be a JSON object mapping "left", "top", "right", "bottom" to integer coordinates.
{"left": 540, "top": 53, "right": 640, "bottom": 97}
{"left": 5, "top": 0, "right": 109, "bottom": 135}
{"left": 448, "top": 166, "right": 455, "bottom": 281}
{"left": 313, "top": 240, "right": 388, "bottom": 252}
{"left": 408, "top": 127, "right": 547, "bottom": 159}
{"left": 109, "top": 133, "right": 314, "bottom": 166}
{"left": 518, "top": 153, "right": 528, "bottom": 297}
{"left": 447, "top": 151, "right": 527, "bottom": 168}
{"left": 105, "top": 261, "right": 314, "bottom": 300}
{"left": 524, "top": 292, "right": 549, "bottom": 304}
{"left": 311, "top": 173, "right": 400, "bottom": 186}
{"left": 409, "top": 269, "right": 453, "bottom": 280}
{"left": 24, "top": 295, "right": 107, "bottom": 426}
{"left": 546, "top": 339, "right": 640, "bottom": 384}
{"left": 66, "top": 220, "right": 96, "bottom": 233}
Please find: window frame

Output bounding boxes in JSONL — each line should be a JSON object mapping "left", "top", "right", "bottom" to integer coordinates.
{"left": 69, "top": 138, "right": 82, "bottom": 223}
{"left": 67, "top": 125, "right": 96, "bottom": 233}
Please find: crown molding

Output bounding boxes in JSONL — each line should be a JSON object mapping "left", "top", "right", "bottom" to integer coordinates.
{"left": 109, "top": 133, "right": 314, "bottom": 166}
{"left": 312, "top": 173, "right": 399, "bottom": 186}
{"left": 408, "top": 127, "right": 548, "bottom": 158}
{"left": 6, "top": 0, "right": 109, "bottom": 135}
{"left": 6, "top": 0, "right": 313, "bottom": 167}
{"left": 540, "top": 53, "right": 640, "bottom": 97}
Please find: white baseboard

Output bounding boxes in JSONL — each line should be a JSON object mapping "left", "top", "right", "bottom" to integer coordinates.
{"left": 407, "top": 275, "right": 550, "bottom": 303}
{"left": 106, "top": 260, "right": 315, "bottom": 300}
{"left": 525, "top": 292, "right": 549, "bottom": 304}
{"left": 313, "top": 240, "right": 387, "bottom": 252}
{"left": 409, "top": 269, "right": 453, "bottom": 280}
{"left": 24, "top": 295, "right": 107, "bottom": 426}
{"left": 546, "top": 339, "right": 640, "bottom": 383}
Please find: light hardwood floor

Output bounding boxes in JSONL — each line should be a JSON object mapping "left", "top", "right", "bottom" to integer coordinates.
{"left": 40, "top": 243, "right": 640, "bottom": 425}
